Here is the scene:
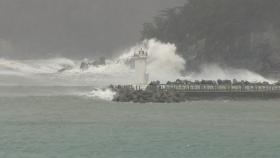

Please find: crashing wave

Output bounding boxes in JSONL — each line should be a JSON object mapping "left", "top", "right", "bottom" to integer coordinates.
{"left": 0, "top": 39, "right": 273, "bottom": 86}
{"left": 0, "top": 58, "right": 76, "bottom": 74}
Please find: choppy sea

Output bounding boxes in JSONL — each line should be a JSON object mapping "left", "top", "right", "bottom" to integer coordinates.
{"left": 1, "top": 85, "right": 280, "bottom": 158}
{"left": 0, "top": 40, "right": 279, "bottom": 157}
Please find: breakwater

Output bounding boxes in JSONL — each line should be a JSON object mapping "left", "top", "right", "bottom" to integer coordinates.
{"left": 111, "top": 80, "right": 280, "bottom": 103}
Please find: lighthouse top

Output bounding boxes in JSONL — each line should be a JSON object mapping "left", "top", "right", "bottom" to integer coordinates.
{"left": 133, "top": 48, "right": 148, "bottom": 59}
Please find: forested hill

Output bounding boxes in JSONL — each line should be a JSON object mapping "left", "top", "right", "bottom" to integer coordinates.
{"left": 141, "top": 0, "right": 280, "bottom": 77}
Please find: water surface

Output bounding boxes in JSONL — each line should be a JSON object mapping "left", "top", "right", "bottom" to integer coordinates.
{"left": 0, "top": 86, "right": 280, "bottom": 158}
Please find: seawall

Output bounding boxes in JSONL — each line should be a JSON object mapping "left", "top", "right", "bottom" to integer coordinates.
{"left": 110, "top": 82, "right": 280, "bottom": 103}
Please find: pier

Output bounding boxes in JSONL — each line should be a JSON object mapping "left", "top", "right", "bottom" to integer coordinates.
{"left": 157, "top": 84, "right": 280, "bottom": 93}
{"left": 111, "top": 49, "right": 280, "bottom": 102}
{"left": 111, "top": 80, "right": 280, "bottom": 103}
{"left": 112, "top": 82, "right": 280, "bottom": 93}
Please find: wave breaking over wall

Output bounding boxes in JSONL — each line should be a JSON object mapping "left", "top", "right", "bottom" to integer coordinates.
{"left": 0, "top": 39, "right": 273, "bottom": 86}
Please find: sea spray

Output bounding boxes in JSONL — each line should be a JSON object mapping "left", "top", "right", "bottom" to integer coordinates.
{"left": 117, "top": 39, "right": 271, "bottom": 83}
{"left": 117, "top": 39, "right": 186, "bottom": 82}
{"left": 0, "top": 39, "right": 273, "bottom": 86}
{"left": 146, "top": 39, "right": 186, "bottom": 82}
{"left": 186, "top": 64, "right": 273, "bottom": 83}
{"left": 82, "top": 88, "right": 116, "bottom": 101}
{"left": 0, "top": 58, "right": 76, "bottom": 74}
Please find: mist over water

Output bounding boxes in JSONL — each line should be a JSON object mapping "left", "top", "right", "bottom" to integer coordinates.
{"left": 187, "top": 64, "right": 271, "bottom": 82}
{"left": 0, "top": 39, "right": 273, "bottom": 88}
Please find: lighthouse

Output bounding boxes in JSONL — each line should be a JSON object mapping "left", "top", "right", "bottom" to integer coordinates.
{"left": 133, "top": 48, "right": 149, "bottom": 85}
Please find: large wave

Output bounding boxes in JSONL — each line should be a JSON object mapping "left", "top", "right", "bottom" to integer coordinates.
{"left": 0, "top": 58, "right": 76, "bottom": 75}
{"left": 187, "top": 64, "right": 270, "bottom": 82}
{"left": 0, "top": 39, "right": 273, "bottom": 86}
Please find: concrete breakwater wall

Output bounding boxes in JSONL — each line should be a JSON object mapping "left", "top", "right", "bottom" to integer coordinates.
{"left": 156, "top": 84, "right": 280, "bottom": 93}
{"left": 110, "top": 81, "right": 280, "bottom": 103}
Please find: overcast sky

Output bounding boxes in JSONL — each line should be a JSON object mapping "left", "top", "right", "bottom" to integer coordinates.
{"left": 0, "top": 0, "right": 186, "bottom": 59}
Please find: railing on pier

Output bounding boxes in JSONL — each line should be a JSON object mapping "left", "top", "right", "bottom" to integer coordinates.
{"left": 158, "top": 84, "right": 280, "bottom": 93}
{"left": 111, "top": 84, "right": 280, "bottom": 93}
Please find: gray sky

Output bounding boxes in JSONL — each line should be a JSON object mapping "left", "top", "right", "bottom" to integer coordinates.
{"left": 0, "top": 0, "right": 186, "bottom": 59}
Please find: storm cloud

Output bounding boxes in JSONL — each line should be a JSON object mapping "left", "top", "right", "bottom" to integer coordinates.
{"left": 0, "top": 0, "right": 186, "bottom": 59}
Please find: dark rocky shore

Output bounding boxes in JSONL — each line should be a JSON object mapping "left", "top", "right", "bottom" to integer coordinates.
{"left": 111, "top": 80, "right": 280, "bottom": 103}
{"left": 112, "top": 88, "right": 186, "bottom": 103}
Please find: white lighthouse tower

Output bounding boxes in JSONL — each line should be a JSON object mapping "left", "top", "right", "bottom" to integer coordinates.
{"left": 133, "top": 48, "right": 149, "bottom": 85}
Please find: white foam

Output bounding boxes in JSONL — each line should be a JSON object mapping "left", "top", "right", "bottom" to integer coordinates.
{"left": 186, "top": 64, "right": 272, "bottom": 83}
{"left": 0, "top": 58, "right": 76, "bottom": 74}
{"left": 146, "top": 39, "right": 186, "bottom": 82}
{"left": 0, "top": 39, "right": 273, "bottom": 86}
{"left": 82, "top": 88, "right": 116, "bottom": 101}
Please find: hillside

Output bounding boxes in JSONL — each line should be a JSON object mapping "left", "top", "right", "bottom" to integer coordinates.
{"left": 141, "top": 0, "right": 280, "bottom": 78}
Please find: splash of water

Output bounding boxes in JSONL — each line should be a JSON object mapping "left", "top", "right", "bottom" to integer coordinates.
{"left": 82, "top": 88, "right": 116, "bottom": 101}
{"left": 146, "top": 39, "right": 186, "bottom": 81}
{"left": 116, "top": 39, "right": 186, "bottom": 82}
{"left": 0, "top": 58, "right": 76, "bottom": 74}
{"left": 0, "top": 39, "right": 273, "bottom": 86}
{"left": 116, "top": 39, "right": 272, "bottom": 83}
{"left": 186, "top": 64, "right": 272, "bottom": 83}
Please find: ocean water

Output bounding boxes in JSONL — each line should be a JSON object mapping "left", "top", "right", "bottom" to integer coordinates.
{"left": 0, "top": 86, "right": 280, "bottom": 158}
{"left": 0, "top": 40, "right": 279, "bottom": 157}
